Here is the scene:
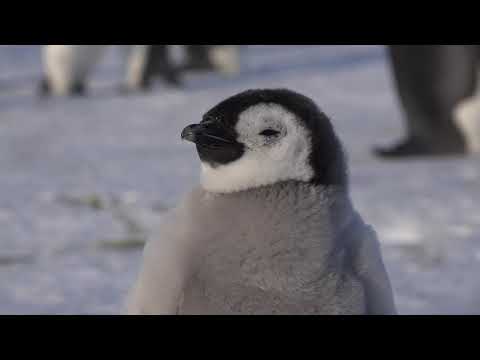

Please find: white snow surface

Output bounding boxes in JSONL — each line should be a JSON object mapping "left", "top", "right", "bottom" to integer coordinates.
{"left": 1, "top": 45, "right": 479, "bottom": 314}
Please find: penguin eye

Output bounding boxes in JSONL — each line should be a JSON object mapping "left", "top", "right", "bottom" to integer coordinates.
{"left": 259, "top": 129, "right": 280, "bottom": 137}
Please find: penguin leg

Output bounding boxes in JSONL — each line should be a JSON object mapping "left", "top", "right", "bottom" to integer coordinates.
{"left": 143, "top": 45, "right": 182, "bottom": 88}
{"left": 375, "top": 45, "right": 478, "bottom": 158}
{"left": 182, "top": 45, "right": 215, "bottom": 71}
{"left": 37, "top": 76, "right": 51, "bottom": 97}
{"left": 70, "top": 81, "right": 87, "bottom": 96}
{"left": 38, "top": 78, "right": 87, "bottom": 97}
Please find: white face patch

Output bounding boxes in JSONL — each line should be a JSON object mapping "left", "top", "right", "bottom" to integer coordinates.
{"left": 201, "top": 103, "right": 314, "bottom": 193}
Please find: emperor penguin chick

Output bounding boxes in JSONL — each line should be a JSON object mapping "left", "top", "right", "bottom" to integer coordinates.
{"left": 126, "top": 89, "right": 397, "bottom": 315}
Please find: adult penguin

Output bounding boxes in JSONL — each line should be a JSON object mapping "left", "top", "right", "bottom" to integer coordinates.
{"left": 375, "top": 45, "right": 480, "bottom": 158}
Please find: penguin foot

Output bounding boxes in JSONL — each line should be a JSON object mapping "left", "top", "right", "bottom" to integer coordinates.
{"left": 159, "top": 70, "right": 183, "bottom": 87}
{"left": 373, "top": 137, "right": 467, "bottom": 159}
{"left": 70, "top": 82, "right": 86, "bottom": 96}
{"left": 117, "top": 85, "right": 133, "bottom": 95}
{"left": 37, "top": 78, "right": 51, "bottom": 97}
{"left": 138, "top": 78, "right": 154, "bottom": 92}
{"left": 135, "top": 66, "right": 183, "bottom": 91}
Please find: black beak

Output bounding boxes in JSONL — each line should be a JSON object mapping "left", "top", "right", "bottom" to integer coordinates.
{"left": 181, "top": 120, "right": 245, "bottom": 165}
{"left": 181, "top": 122, "right": 235, "bottom": 147}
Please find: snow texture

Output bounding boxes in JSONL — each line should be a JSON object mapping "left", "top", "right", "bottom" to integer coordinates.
{"left": 0, "top": 45, "right": 479, "bottom": 314}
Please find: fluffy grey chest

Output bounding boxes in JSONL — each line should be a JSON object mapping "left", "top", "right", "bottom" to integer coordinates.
{"left": 178, "top": 191, "right": 364, "bottom": 314}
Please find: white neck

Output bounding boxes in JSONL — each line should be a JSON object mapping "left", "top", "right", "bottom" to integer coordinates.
{"left": 200, "top": 139, "right": 314, "bottom": 194}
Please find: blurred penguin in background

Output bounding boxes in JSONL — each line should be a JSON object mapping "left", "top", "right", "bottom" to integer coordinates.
{"left": 121, "top": 45, "right": 241, "bottom": 90}
{"left": 375, "top": 45, "right": 480, "bottom": 158}
{"left": 120, "top": 45, "right": 183, "bottom": 92}
{"left": 182, "top": 45, "right": 213, "bottom": 71}
{"left": 39, "top": 45, "right": 107, "bottom": 96}
{"left": 181, "top": 45, "right": 241, "bottom": 76}
{"left": 39, "top": 45, "right": 182, "bottom": 96}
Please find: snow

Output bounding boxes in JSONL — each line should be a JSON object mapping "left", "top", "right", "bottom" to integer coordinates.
{"left": 1, "top": 45, "right": 479, "bottom": 314}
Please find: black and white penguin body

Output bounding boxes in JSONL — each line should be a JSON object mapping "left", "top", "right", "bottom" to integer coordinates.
{"left": 125, "top": 45, "right": 182, "bottom": 90}
{"left": 40, "top": 45, "right": 160, "bottom": 96}
{"left": 181, "top": 45, "right": 240, "bottom": 76}
{"left": 456, "top": 85, "right": 480, "bottom": 153}
{"left": 126, "top": 89, "right": 396, "bottom": 315}
{"left": 40, "top": 45, "right": 107, "bottom": 96}
{"left": 209, "top": 45, "right": 240, "bottom": 76}
{"left": 40, "top": 45, "right": 240, "bottom": 96}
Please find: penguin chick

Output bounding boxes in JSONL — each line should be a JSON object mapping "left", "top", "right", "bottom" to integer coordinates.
{"left": 126, "top": 89, "right": 397, "bottom": 315}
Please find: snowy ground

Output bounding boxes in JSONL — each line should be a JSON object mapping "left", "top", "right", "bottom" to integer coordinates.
{"left": 1, "top": 45, "right": 479, "bottom": 314}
